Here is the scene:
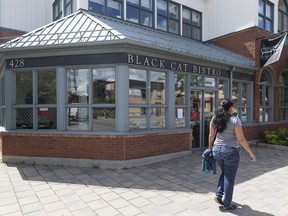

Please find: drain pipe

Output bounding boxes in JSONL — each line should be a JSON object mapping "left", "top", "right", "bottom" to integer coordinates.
{"left": 229, "top": 66, "right": 235, "bottom": 99}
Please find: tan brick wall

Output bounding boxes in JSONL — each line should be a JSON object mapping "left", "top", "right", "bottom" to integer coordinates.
{"left": 0, "top": 131, "right": 191, "bottom": 160}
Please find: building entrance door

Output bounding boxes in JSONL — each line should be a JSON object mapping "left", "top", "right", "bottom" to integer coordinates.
{"left": 190, "top": 90, "right": 216, "bottom": 148}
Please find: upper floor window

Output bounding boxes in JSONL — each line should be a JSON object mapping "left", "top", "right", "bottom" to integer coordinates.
{"left": 258, "top": 0, "right": 274, "bottom": 32}
{"left": 88, "top": 0, "right": 202, "bottom": 40}
{"left": 182, "top": 7, "right": 202, "bottom": 41}
{"left": 157, "top": 0, "right": 179, "bottom": 34}
{"left": 53, "top": 0, "right": 63, "bottom": 21}
{"left": 89, "top": 0, "right": 122, "bottom": 18}
{"left": 278, "top": 0, "right": 288, "bottom": 33}
{"left": 279, "top": 71, "right": 288, "bottom": 121}
{"left": 127, "top": 0, "right": 154, "bottom": 27}
{"left": 53, "top": 0, "right": 76, "bottom": 20}
{"left": 64, "top": 0, "right": 76, "bottom": 16}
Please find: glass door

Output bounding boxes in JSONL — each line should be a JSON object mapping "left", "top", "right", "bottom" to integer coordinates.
{"left": 190, "top": 90, "right": 216, "bottom": 148}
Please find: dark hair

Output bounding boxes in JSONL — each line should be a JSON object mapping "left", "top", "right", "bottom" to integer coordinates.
{"left": 213, "top": 99, "right": 234, "bottom": 133}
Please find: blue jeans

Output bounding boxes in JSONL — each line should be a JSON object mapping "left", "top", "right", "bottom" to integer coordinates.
{"left": 213, "top": 144, "right": 240, "bottom": 208}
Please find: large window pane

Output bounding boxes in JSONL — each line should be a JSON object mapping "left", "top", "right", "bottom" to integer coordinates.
{"left": 38, "top": 71, "right": 56, "bottom": 104}
{"left": 129, "top": 69, "right": 147, "bottom": 104}
{"left": 89, "top": 0, "right": 105, "bottom": 13}
{"left": 169, "top": 19, "right": 178, "bottom": 34}
{"left": 151, "top": 108, "right": 165, "bottom": 128}
{"left": 107, "top": 0, "right": 122, "bottom": 18}
{"left": 157, "top": 15, "right": 167, "bottom": 31}
{"left": 175, "top": 74, "right": 185, "bottom": 105}
{"left": 169, "top": 3, "right": 178, "bottom": 19}
{"left": 67, "top": 69, "right": 89, "bottom": 104}
{"left": 127, "top": 5, "right": 140, "bottom": 23}
{"left": 38, "top": 108, "right": 57, "bottom": 129}
{"left": 92, "top": 68, "right": 116, "bottom": 104}
{"left": 129, "top": 107, "right": 147, "bottom": 129}
{"left": 141, "top": 11, "right": 153, "bottom": 27}
{"left": 93, "top": 108, "right": 115, "bottom": 131}
{"left": 16, "top": 71, "right": 32, "bottom": 104}
{"left": 182, "top": 8, "right": 190, "bottom": 23}
{"left": 183, "top": 23, "right": 191, "bottom": 37}
{"left": 157, "top": 0, "right": 167, "bottom": 16}
{"left": 141, "top": 0, "right": 152, "bottom": 9}
{"left": 192, "top": 12, "right": 201, "bottom": 26}
{"left": 16, "top": 108, "right": 33, "bottom": 129}
{"left": 150, "top": 72, "right": 165, "bottom": 104}
{"left": 67, "top": 107, "right": 89, "bottom": 130}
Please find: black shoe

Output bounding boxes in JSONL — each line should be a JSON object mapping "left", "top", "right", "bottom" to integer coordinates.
{"left": 214, "top": 197, "right": 224, "bottom": 206}
{"left": 223, "top": 204, "right": 237, "bottom": 210}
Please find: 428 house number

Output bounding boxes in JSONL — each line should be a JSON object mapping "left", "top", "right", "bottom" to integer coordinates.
{"left": 8, "top": 59, "right": 25, "bottom": 68}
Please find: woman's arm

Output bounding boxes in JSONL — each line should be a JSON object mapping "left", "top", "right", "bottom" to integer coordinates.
{"left": 208, "top": 120, "right": 216, "bottom": 149}
{"left": 235, "top": 126, "right": 256, "bottom": 161}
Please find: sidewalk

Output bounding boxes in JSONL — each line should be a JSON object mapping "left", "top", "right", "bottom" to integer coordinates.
{"left": 1, "top": 144, "right": 288, "bottom": 216}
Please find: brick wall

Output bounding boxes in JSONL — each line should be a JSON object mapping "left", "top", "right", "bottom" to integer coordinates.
{"left": 243, "top": 123, "right": 288, "bottom": 141}
{"left": 0, "top": 131, "right": 191, "bottom": 161}
{"left": 0, "top": 27, "right": 26, "bottom": 44}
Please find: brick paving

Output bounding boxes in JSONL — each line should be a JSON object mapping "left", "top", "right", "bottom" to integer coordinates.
{"left": 0, "top": 144, "right": 288, "bottom": 216}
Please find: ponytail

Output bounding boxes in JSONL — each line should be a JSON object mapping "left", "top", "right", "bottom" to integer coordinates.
{"left": 213, "top": 99, "right": 234, "bottom": 133}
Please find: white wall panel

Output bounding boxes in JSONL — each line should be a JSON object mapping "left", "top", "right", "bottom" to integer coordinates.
{"left": 203, "top": 0, "right": 258, "bottom": 41}
{"left": 0, "top": 0, "right": 54, "bottom": 32}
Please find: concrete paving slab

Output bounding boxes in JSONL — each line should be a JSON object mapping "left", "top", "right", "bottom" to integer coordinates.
{"left": 0, "top": 144, "right": 288, "bottom": 216}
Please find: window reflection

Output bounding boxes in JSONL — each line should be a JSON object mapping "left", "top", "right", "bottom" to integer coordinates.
{"left": 129, "top": 69, "right": 147, "bottom": 104}
{"left": 150, "top": 71, "right": 165, "bottom": 104}
{"left": 38, "top": 108, "right": 57, "bottom": 129}
{"left": 129, "top": 69, "right": 166, "bottom": 130}
{"left": 38, "top": 70, "right": 56, "bottom": 104}
{"left": 93, "top": 108, "right": 115, "bottom": 131}
{"left": 175, "top": 74, "right": 185, "bottom": 105}
{"left": 67, "top": 69, "right": 89, "bottom": 104}
{"left": 93, "top": 68, "right": 116, "bottom": 104}
{"left": 129, "top": 107, "right": 147, "bottom": 129}
{"left": 16, "top": 71, "right": 33, "bottom": 104}
{"left": 260, "top": 70, "right": 273, "bottom": 122}
{"left": 107, "top": 0, "right": 122, "bottom": 18}
{"left": 279, "top": 71, "right": 288, "bottom": 120}
{"left": 67, "top": 108, "right": 89, "bottom": 130}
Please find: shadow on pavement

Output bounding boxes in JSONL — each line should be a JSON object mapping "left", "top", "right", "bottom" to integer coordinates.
{"left": 219, "top": 202, "right": 275, "bottom": 216}
{"left": 6, "top": 145, "right": 288, "bottom": 195}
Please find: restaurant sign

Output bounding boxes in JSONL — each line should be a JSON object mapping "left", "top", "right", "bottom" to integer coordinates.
{"left": 6, "top": 53, "right": 228, "bottom": 77}
{"left": 127, "top": 53, "right": 226, "bottom": 77}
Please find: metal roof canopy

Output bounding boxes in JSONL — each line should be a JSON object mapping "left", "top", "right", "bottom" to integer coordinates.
{"left": 0, "top": 9, "right": 255, "bottom": 68}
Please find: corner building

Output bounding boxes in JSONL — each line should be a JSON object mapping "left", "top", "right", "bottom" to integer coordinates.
{"left": 0, "top": 0, "right": 287, "bottom": 168}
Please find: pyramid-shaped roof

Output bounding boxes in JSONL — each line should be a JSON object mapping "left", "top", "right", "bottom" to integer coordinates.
{"left": 0, "top": 9, "right": 255, "bottom": 68}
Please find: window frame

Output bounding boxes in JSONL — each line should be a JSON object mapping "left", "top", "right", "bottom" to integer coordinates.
{"left": 258, "top": 0, "right": 274, "bottom": 32}
{"left": 66, "top": 67, "right": 116, "bottom": 131}
{"left": 157, "top": 0, "right": 180, "bottom": 34}
{"left": 129, "top": 68, "right": 167, "bottom": 130}
{"left": 182, "top": 6, "right": 202, "bottom": 41}
{"left": 53, "top": 0, "right": 63, "bottom": 21}
{"left": 231, "top": 80, "right": 253, "bottom": 124}
{"left": 259, "top": 70, "right": 274, "bottom": 122}
{"left": 126, "top": 0, "right": 154, "bottom": 27}
{"left": 13, "top": 69, "right": 57, "bottom": 130}
{"left": 279, "top": 71, "right": 288, "bottom": 121}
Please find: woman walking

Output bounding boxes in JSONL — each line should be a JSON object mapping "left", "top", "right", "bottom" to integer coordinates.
{"left": 208, "top": 99, "right": 256, "bottom": 210}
